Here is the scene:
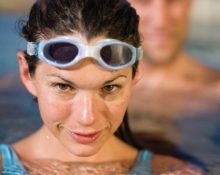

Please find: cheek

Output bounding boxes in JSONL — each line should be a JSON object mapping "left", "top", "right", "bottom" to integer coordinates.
{"left": 172, "top": 6, "right": 190, "bottom": 29}
{"left": 107, "top": 90, "right": 131, "bottom": 131}
{"left": 176, "top": 15, "right": 189, "bottom": 40}
{"left": 37, "top": 92, "right": 72, "bottom": 127}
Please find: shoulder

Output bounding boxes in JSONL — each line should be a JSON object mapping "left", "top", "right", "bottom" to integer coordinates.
{"left": 151, "top": 154, "right": 206, "bottom": 175}
{"left": 0, "top": 144, "right": 28, "bottom": 174}
{"left": 0, "top": 144, "right": 12, "bottom": 155}
{"left": 196, "top": 61, "right": 220, "bottom": 97}
{"left": 133, "top": 150, "right": 205, "bottom": 174}
{"left": 189, "top": 56, "right": 220, "bottom": 84}
{"left": 137, "top": 149, "right": 152, "bottom": 161}
{"left": 184, "top": 55, "right": 220, "bottom": 96}
{"left": 0, "top": 144, "right": 18, "bottom": 162}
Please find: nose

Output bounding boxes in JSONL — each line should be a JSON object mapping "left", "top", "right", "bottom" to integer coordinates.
{"left": 71, "top": 91, "right": 99, "bottom": 126}
{"left": 151, "top": 1, "right": 168, "bottom": 28}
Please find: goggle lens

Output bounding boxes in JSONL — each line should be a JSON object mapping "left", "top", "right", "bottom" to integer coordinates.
{"left": 45, "top": 42, "right": 78, "bottom": 63}
{"left": 100, "top": 45, "right": 133, "bottom": 66}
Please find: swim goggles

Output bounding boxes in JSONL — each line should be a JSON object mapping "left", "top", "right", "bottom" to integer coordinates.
{"left": 27, "top": 36, "right": 143, "bottom": 70}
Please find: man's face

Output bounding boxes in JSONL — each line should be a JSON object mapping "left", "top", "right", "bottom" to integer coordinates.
{"left": 129, "top": 0, "right": 192, "bottom": 65}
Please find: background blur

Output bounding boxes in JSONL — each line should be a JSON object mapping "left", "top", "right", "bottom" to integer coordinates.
{"left": 0, "top": 0, "right": 40, "bottom": 143}
{"left": 187, "top": 0, "right": 220, "bottom": 68}
{"left": 0, "top": 0, "right": 220, "bottom": 168}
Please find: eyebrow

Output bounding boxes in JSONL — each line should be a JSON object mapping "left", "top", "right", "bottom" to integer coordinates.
{"left": 46, "top": 73, "right": 75, "bottom": 86}
{"left": 46, "top": 73, "right": 127, "bottom": 85}
{"left": 103, "top": 75, "right": 127, "bottom": 85}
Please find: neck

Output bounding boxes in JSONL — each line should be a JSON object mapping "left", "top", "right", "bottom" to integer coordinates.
{"left": 23, "top": 126, "right": 137, "bottom": 163}
{"left": 142, "top": 51, "right": 190, "bottom": 74}
{"left": 138, "top": 51, "right": 196, "bottom": 88}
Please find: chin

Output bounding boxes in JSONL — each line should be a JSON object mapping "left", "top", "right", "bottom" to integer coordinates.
{"left": 144, "top": 55, "right": 172, "bottom": 65}
{"left": 143, "top": 41, "right": 182, "bottom": 65}
{"left": 144, "top": 49, "right": 180, "bottom": 65}
{"left": 69, "top": 145, "right": 102, "bottom": 157}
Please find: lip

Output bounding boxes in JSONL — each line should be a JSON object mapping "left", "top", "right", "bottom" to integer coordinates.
{"left": 68, "top": 130, "right": 102, "bottom": 144}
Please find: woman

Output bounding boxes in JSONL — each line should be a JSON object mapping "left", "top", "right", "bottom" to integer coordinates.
{"left": 0, "top": 0, "right": 203, "bottom": 174}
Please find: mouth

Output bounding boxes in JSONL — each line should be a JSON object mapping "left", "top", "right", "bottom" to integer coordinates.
{"left": 148, "top": 33, "right": 171, "bottom": 44}
{"left": 67, "top": 130, "right": 102, "bottom": 144}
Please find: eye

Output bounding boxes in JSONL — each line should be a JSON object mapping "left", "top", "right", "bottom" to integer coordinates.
{"left": 102, "top": 84, "right": 120, "bottom": 94}
{"left": 54, "top": 83, "right": 73, "bottom": 91}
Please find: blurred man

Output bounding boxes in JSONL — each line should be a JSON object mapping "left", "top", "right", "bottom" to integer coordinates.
{"left": 128, "top": 0, "right": 220, "bottom": 172}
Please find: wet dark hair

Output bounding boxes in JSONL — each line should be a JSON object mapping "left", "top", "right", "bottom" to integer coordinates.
{"left": 20, "top": 0, "right": 140, "bottom": 76}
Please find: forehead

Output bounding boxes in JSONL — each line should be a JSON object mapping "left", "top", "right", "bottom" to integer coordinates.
{"left": 48, "top": 33, "right": 107, "bottom": 45}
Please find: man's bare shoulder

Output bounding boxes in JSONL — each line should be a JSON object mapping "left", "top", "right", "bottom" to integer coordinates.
{"left": 189, "top": 56, "right": 220, "bottom": 84}
{"left": 190, "top": 57, "right": 220, "bottom": 97}
{"left": 151, "top": 154, "right": 206, "bottom": 175}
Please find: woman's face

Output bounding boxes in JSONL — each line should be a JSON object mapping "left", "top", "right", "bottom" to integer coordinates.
{"left": 20, "top": 35, "right": 139, "bottom": 157}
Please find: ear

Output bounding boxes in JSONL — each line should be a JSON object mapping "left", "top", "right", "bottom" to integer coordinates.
{"left": 17, "top": 51, "right": 37, "bottom": 96}
{"left": 132, "top": 61, "right": 143, "bottom": 86}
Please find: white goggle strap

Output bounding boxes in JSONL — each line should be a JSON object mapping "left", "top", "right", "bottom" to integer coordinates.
{"left": 137, "top": 47, "right": 143, "bottom": 60}
{"left": 27, "top": 42, "right": 37, "bottom": 56}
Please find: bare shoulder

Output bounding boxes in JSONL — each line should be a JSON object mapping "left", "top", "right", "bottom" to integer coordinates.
{"left": 198, "top": 61, "right": 220, "bottom": 94}
{"left": 187, "top": 56, "right": 220, "bottom": 93}
{"left": 12, "top": 138, "right": 32, "bottom": 160}
{"left": 188, "top": 56, "right": 220, "bottom": 81}
{"left": 151, "top": 154, "right": 206, "bottom": 175}
{"left": 12, "top": 132, "right": 40, "bottom": 161}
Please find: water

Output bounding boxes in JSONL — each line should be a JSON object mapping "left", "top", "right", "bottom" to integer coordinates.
{"left": 0, "top": 13, "right": 42, "bottom": 143}
{"left": 0, "top": 13, "right": 27, "bottom": 75}
{"left": 0, "top": 13, "right": 220, "bottom": 174}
